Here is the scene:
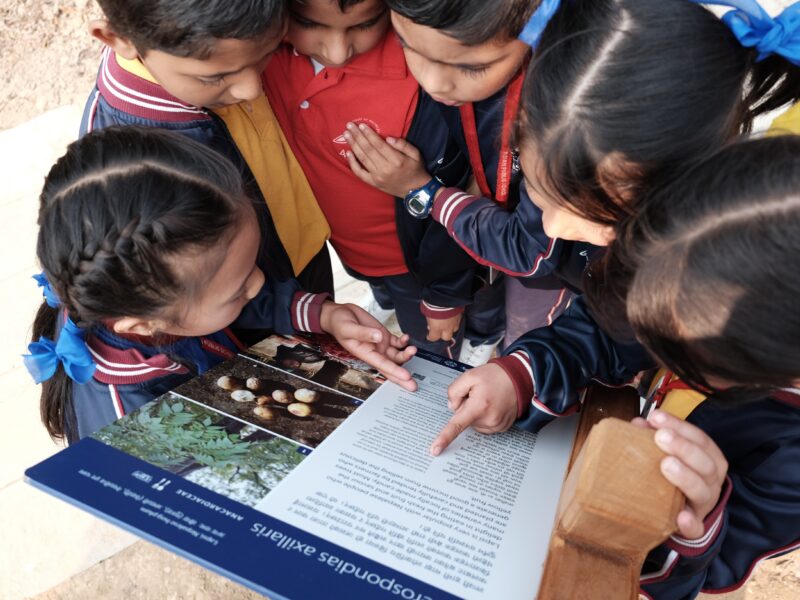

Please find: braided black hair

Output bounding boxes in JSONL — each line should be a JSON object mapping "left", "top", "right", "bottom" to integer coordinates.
{"left": 33, "top": 127, "right": 249, "bottom": 441}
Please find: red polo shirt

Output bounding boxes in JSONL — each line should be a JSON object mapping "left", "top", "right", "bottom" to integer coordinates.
{"left": 264, "top": 33, "right": 419, "bottom": 277}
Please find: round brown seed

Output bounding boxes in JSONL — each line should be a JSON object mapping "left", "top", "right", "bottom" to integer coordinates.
{"left": 217, "top": 375, "right": 244, "bottom": 391}
{"left": 294, "top": 388, "right": 320, "bottom": 404}
{"left": 253, "top": 406, "right": 275, "bottom": 420}
{"left": 272, "top": 389, "right": 292, "bottom": 404}
{"left": 287, "top": 403, "right": 313, "bottom": 418}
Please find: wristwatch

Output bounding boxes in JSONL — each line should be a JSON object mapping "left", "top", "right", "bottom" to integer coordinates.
{"left": 404, "top": 177, "right": 444, "bottom": 219}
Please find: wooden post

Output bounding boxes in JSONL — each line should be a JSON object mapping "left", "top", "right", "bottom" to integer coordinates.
{"left": 538, "top": 411, "right": 684, "bottom": 600}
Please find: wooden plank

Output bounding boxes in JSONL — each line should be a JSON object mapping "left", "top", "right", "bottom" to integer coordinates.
{"left": 568, "top": 386, "right": 641, "bottom": 470}
{"left": 538, "top": 389, "right": 683, "bottom": 600}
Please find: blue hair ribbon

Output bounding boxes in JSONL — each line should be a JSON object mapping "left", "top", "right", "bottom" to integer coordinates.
{"left": 33, "top": 272, "right": 61, "bottom": 308}
{"left": 689, "top": 0, "right": 800, "bottom": 65}
{"left": 24, "top": 273, "right": 96, "bottom": 384}
{"left": 24, "top": 319, "right": 96, "bottom": 384}
{"left": 518, "top": 0, "right": 562, "bottom": 47}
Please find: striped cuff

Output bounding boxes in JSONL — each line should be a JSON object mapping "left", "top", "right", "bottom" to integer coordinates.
{"left": 419, "top": 300, "right": 465, "bottom": 320}
{"left": 88, "top": 338, "right": 189, "bottom": 385}
{"left": 291, "top": 292, "right": 331, "bottom": 333}
{"left": 432, "top": 188, "right": 480, "bottom": 232}
{"left": 666, "top": 476, "right": 732, "bottom": 557}
{"left": 491, "top": 352, "right": 535, "bottom": 419}
{"left": 431, "top": 188, "right": 559, "bottom": 280}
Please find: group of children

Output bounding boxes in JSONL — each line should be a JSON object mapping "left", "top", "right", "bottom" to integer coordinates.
{"left": 22, "top": 0, "right": 800, "bottom": 598}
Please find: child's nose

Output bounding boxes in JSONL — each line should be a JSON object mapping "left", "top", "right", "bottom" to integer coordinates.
{"left": 417, "top": 63, "right": 453, "bottom": 98}
{"left": 246, "top": 267, "right": 266, "bottom": 300}
{"left": 322, "top": 33, "right": 353, "bottom": 67}
{"left": 229, "top": 72, "right": 262, "bottom": 102}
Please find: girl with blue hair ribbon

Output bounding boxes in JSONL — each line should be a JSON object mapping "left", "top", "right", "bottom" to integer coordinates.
{"left": 25, "top": 127, "right": 417, "bottom": 444}
{"left": 691, "top": 0, "right": 800, "bottom": 64}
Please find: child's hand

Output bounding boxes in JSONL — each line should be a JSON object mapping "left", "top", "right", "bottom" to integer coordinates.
{"left": 344, "top": 122, "right": 432, "bottom": 198}
{"left": 429, "top": 363, "right": 518, "bottom": 456}
{"left": 632, "top": 409, "right": 729, "bottom": 540}
{"left": 319, "top": 301, "right": 418, "bottom": 391}
{"left": 426, "top": 313, "right": 462, "bottom": 342}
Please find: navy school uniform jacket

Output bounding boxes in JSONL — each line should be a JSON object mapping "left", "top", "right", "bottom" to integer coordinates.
{"left": 432, "top": 184, "right": 600, "bottom": 291}
{"left": 69, "top": 326, "right": 245, "bottom": 443}
{"left": 398, "top": 91, "right": 483, "bottom": 315}
{"left": 640, "top": 388, "right": 800, "bottom": 599}
{"left": 435, "top": 89, "right": 598, "bottom": 291}
{"left": 491, "top": 298, "right": 800, "bottom": 599}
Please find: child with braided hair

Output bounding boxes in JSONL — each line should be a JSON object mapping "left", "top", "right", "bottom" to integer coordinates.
{"left": 24, "top": 127, "right": 416, "bottom": 444}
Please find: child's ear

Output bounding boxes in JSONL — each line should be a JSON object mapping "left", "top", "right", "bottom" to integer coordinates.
{"left": 89, "top": 19, "right": 140, "bottom": 61}
{"left": 596, "top": 152, "right": 641, "bottom": 206}
{"left": 112, "top": 317, "right": 164, "bottom": 337}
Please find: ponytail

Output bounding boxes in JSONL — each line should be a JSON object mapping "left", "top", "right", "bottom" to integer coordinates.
{"left": 31, "top": 301, "right": 77, "bottom": 442}
{"left": 691, "top": 0, "right": 800, "bottom": 129}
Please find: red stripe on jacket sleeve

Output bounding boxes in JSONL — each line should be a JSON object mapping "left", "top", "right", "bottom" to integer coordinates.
{"left": 292, "top": 292, "right": 331, "bottom": 333}
{"left": 432, "top": 188, "right": 479, "bottom": 232}
{"left": 431, "top": 187, "right": 559, "bottom": 279}
{"left": 419, "top": 301, "right": 464, "bottom": 320}
{"left": 491, "top": 351, "right": 535, "bottom": 419}
{"left": 666, "top": 476, "right": 733, "bottom": 557}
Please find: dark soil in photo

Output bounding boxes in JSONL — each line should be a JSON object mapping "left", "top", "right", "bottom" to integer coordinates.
{"left": 173, "top": 356, "right": 361, "bottom": 449}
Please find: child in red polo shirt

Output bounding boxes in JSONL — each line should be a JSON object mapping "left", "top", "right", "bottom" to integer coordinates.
{"left": 264, "top": 0, "right": 505, "bottom": 360}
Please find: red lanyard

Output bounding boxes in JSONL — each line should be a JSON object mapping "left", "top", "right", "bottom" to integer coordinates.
{"left": 200, "top": 336, "right": 236, "bottom": 360}
{"left": 459, "top": 68, "right": 525, "bottom": 205}
{"left": 650, "top": 373, "right": 693, "bottom": 409}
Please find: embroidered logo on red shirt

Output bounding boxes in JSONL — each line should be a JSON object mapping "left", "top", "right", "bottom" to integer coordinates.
{"left": 332, "top": 117, "right": 382, "bottom": 158}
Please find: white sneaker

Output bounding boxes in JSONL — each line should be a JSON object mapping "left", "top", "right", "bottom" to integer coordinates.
{"left": 458, "top": 339, "right": 501, "bottom": 367}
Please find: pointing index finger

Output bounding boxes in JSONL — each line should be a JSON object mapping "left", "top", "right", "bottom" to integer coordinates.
{"left": 430, "top": 401, "right": 483, "bottom": 457}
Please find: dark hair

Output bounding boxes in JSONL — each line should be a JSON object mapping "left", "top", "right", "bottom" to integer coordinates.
{"left": 291, "top": 0, "right": 368, "bottom": 12}
{"left": 521, "top": 0, "right": 800, "bottom": 226}
{"left": 587, "top": 136, "right": 800, "bottom": 395}
{"left": 97, "top": 0, "right": 285, "bottom": 57}
{"left": 385, "top": 0, "right": 539, "bottom": 44}
{"left": 34, "top": 127, "right": 249, "bottom": 441}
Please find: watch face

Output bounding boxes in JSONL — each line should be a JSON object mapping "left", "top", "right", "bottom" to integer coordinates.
{"left": 405, "top": 184, "right": 436, "bottom": 219}
{"left": 408, "top": 195, "right": 427, "bottom": 215}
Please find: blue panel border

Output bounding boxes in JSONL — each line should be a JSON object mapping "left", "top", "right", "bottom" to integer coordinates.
{"left": 26, "top": 439, "right": 458, "bottom": 600}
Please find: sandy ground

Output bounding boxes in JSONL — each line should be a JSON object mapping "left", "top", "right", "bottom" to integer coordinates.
{"left": 0, "top": 1, "right": 798, "bottom": 598}
{"left": 0, "top": 0, "right": 100, "bottom": 130}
